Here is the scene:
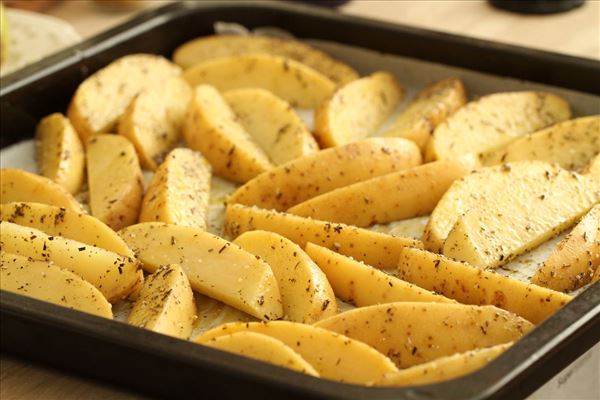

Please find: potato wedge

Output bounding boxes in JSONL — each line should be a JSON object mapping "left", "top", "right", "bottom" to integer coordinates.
{"left": 397, "top": 248, "right": 572, "bottom": 324}
{"left": 228, "top": 137, "right": 421, "bottom": 211}
{"left": 592, "top": 264, "right": 600, "bottom": 283}
{"left": 426, "top": 91, "right": 571, "bottom": 161}
{"left": 86, "top": 134, "right": 144, "bottom": 231}
{"left": 314, "top": 72, "right": 404, "bottom": 148}
{"left": 1, "top": 251, "right": 113, "bottom": 319}
{"left": 196, "top": 321, "right": 398, "bottom": 384}
{"left": 139, "top": 148, "right": 211, "bottom": 230}
{"left": 173, "top": 35, "right": 358, "bottom": 85}
{"left": 225, "top": 204, "right": 422, "bottom": 269}
{"left": 305, "top": 243, "right": 453, "bottom": 306}
{"left": 288, "top": 156, "right": 478, "bottom": 227}
{"left": 0, "top": 169, "right": 84, "bottom": 213}
{"left": 128, "top": 264, "right": 196, "bottom": 339}
{"left": 314, "top": 302, "right": 532, "bottom": 368}
{"left": 224, "top": 88, "right": 318, "bottom": 165}
{"left": 67, "top": 54, "right": 181, "bottom": 141}
{"left": 583, "top": 154, "right": 600, "bottom": 177}
{"left": 118, "top": 222, "right": 282, "bottom": 320}
{"left": 532, "top": 205, "right": 600, "bottom": 292}
{"left": 233, "top": 230, "right": 337, "bottom": 323}
{"left": 183, "top": 85, "right": 273, "bottom": 183}
{"left": 35, "top": 113, "right": 85, "bottom": 194}
{"left": 118, "top": 76, "right": 192, "bottom": 170}
{"left": 383, "top": 78, "right": 467, "bottom": 150}
{"left": 202, "top": 331, "right": 319, "bottom": 377}
{"left": 183, "top": 54, "right": 336, "bottom": 108}
{"left": 0, "top": 221, "right": 142, "bottom": 302}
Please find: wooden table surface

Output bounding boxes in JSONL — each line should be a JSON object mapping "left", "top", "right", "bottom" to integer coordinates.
{"left": 1, "top": 1, "right": 599, "bottom": 399}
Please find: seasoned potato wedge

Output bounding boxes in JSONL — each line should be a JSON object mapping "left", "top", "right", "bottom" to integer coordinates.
{"left": 183, "top": 85, "right": 273, "bottom": 183}
{"left": 397, "top": 248, "right": 572, "bottom": 324}
{"left": 118, "top": 222, "right": 282, "bottom": 320}
{"left": 118, "top": 76, "right": 192, "bottom": 170}
{"left": 173, "top": 35, "right": 358, "bottom": 85}
{"left": 288, "top": 156, "right": 478, "bottom": 227}
{"left": 183, "top": 54, "right": 336, "bottom": 108}
{"left": 35, "top": 113, "right": 85, "bottom": 194}
{"left": 202, "top": 331, "right": 319, "bottom": 377}
{"left": 225, "top": 204, "right": 422, "bottom": 269}
{"left": 228, "top": 137, "right": 421, "bottom": 211}
{"left": 383, "top": 78, "right": 467, "bottom": 150}
{"left": 1, "top": 251, "right": 113, "bottom": 319}
{"left": 314, "top": 302, "right": 532, "bottom": 368}
{"left": 67, "top": 54, "right": 181, "bottom": 141}
{"left": 1, "top": 221, "right": 142, "bottom": 302}
{"left": 224, "top": 88, "right": 318, "bottom": 165}
{"left": 139, "top": 148, "right": 211, "bottom": 230}
{"left": 196, "top": 321, "right": 398, "bottom": 384}
{"left": 314, "top": 72, "right": 404, "bottom": 147}
{"left": 426, "top": 91, "right": 571, "bottom": 161}
{"left": 86, "top": 134, "right": 144, "bottom": 231}
{"left": 305, "top": 243, "right": 453, "bottom": 306}
{"left": 593, "top": 264, "right": 600, "bottom": 283}
{"left": 0, "top": 169, "right": 84, "bottom": 213}
{"left": 583, "top": 154, "right": 600, "bottom": 178}
{"left": 233, "top": 230, "right": 337, "bottom": 323}
{"left": 532, "top": 205, "right": 600, "bottom": 292}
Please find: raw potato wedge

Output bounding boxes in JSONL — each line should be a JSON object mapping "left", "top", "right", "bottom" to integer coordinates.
{"left": 383, "top": 78, "right": 467, "bottom": 150}
{"left": 288, "top": 156, "right": 478, "bottom": 227}
{"left": 228, "top": 137, "right": 421, "bottom": 211}
{"left": 35, "top": 113, "right": 85, "bottom": 194}
{"left": 583, "top": 154, "right": 600, "bottom": 178}
{"left": 128, "top": 264, "right": 196, "bottom": 339}
{"left": 118, "top": 222, "right": 282, "bottom": 320}
{"left": 139, "top": 148, "right": 211, "bottom": 230}
{"left": 314, "top": 72, "right": 404, "bottom": 148}
{"left": 183, "top": 54, "right": 336, "bottom": 108}
{"left": 196, "top": 321, "right": 399, "bottom": 384}
{"left": 224, "top": 88, "right": 318, "bottom": 165}
{"left": 173, "top": 35, "right": 359, "bottom": 85}
{"left": 305, "top": 243, "right": 453, "bottom": 306}
{"left": 118, "top": 76, "right": 192, "bottom": 170}
{"left": 86, "top": 134, "right": 144, "bottom": 231}
{"left": 532, "top": 205, "right": 600, "bottom": 292}
{"left": 397, "top": 248, "right": 572, "bottom": 324}
{"left": 0, "top": 169, "right": 84, "bottom": 213}
{"left": 67, "top": 54, "right": 181, "bottom": 141}
{"left": 233, "top": 230, "right": 337, "bottom": 324}
{"left": 593, "top": 264, "right": 600, "bottom": 283}
{"left": 0, "top": 221, "right": 142, "bottom": 302}
{"left": 314, "top": 302, "right": 533, "bottom": 368}
{"left": 374, "top": 343, "right": 511, "bottom": 387}
{"left": 426, "top": 91, "right": 571, "bottom": 161}
{"left": 443, "top": 163, "right": 599, "bottom": 269}
{"left": 183, "top": 85, "right": 273, "bottom": 183}
{"left": 484, "top": 116, "right": 600, "bottom": 169}
{"left": 202, "top": 331, "right": 319, "bottom": 377}
{"left": 1, "top": 251, "right": 113, "bottom": 319}
{"left": 225, "top": 204, "right": 422, "bottom": 269}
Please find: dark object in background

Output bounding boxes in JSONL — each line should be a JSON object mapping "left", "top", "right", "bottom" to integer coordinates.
{"left": 489, "top": 0, "right": 585, "bottom": 14}
{"left": 287, "top": 0, "right": 351, "bottom": 8}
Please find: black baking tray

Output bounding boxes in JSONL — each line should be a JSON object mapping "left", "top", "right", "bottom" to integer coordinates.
{"left": 1, "top": 1, "right": 599, "bottom": 399}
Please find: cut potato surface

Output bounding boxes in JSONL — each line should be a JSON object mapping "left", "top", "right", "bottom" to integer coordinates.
{"left": 118, "top": 76, "right": 192, "bottom": 171}
{"left": 35, "top": 113, "right": 85, "bottom": 194}
{"left": 1, "top": 251, "right": 113, "bottom": 319}
{"left": 67, "top": 54, "right": 181, "bottom": 141}
{"left": 314, "top": 72, "right": 404, "bottom": 147}
{"left": 224, "top": 88, "right": 318, "bottom": 165}
{"left": 314, "top": 302, "right": 532, "bottom": 368}
{"left": 583, "top": 154, "right": 600, "bottom": 178}
{"left": 196, "top": 321, "right": 398, "bottom": 384}
{"left": 225, "top": 204, "right": 422, "bottom": 269}
{"left": 183, "top": 54, "right": 336, "bottom": 108}
{"left": 397, "top": 248, "right": 572, "bottom": 324}
{"left": 118, "top": 222, "right": 282, "bottom": 320}
{"left": 228, "top": 137, "right": 421, "bottom": 211}
{"left": 139, "top": 148, "right": 211, "bottom": 230}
